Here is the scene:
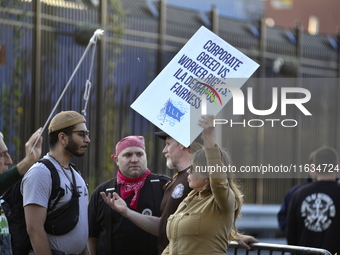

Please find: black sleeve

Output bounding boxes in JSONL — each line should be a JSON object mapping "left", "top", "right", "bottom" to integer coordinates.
{"left": 277, "top": 186, "right": 298, "bottom": 235}
{"left": 158, "top": 174, "right": 171, "bottom": 187}
{"left": 0, "top": 166, "right": 22, "bottom": 194}
{"left": 88, "top": 180, "right": 114, "bottom": 237}
{"left": 286, "top": 191, "right": 299, "bottom": 245}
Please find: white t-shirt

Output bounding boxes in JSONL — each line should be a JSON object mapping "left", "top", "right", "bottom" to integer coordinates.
{"left": 21, "top": 154, "right": 88, "bottom": 254}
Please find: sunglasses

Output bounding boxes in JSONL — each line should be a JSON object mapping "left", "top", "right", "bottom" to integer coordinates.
{"left": 69, "top": 130, "right": 90, "bottom": 139}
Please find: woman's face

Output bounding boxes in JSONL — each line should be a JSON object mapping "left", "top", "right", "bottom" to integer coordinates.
{"left": 187, "top": 167, "right": 208, "bottom": 192}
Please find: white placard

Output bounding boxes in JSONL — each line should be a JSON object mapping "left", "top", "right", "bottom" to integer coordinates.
{"left": 131, "top": 26, "right": 259, "bottom": 147}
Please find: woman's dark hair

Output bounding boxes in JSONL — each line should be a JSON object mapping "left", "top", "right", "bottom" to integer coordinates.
{"left": 49, "top": 125, "right": 76, "bottom": 148}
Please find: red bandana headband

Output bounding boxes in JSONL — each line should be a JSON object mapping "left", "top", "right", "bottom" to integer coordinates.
{"left": 111, "top": 136, "right": 146, "bottom": 158}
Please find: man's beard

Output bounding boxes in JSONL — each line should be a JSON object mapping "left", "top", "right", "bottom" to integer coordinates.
{"left": 65, "top": 137, "right": 85, "bottom": 157}
{"left": 166, "top": 158, "right": 175, "bottom": 169}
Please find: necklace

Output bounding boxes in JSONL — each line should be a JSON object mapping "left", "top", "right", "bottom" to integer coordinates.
{"left": 49, "top": 153, "right": 70, "bottom": 169}
{"left": 48, "top": 153, "right": 74, "bottom": 187}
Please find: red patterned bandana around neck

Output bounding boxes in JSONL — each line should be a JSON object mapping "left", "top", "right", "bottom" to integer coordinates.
{"left": 117, "top": 169, "right": 151, "bottom": 209}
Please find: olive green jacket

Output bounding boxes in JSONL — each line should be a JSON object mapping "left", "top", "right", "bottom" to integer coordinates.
{"left": 162, "top": 146, "right": 237, "bottom": 255}
{"left": 0, "top": 166, "right": 21, "bottom": 194}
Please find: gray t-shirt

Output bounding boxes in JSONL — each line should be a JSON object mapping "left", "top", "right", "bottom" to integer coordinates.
{"left": 21, "top": 154, "right": 88, "bottom": 254}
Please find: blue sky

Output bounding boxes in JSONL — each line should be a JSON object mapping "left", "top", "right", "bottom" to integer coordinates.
{"left": 165, "top": 0, "right": 264, "bottom": 20}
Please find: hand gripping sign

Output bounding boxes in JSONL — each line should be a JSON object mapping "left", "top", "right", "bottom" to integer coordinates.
{"left": 131, "top": 26, "right": 259, "bottom": 147}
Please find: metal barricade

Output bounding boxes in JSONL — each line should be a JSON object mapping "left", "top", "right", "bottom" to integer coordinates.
{"left": 228, "top": 241, "right": 332, "bottom": 255}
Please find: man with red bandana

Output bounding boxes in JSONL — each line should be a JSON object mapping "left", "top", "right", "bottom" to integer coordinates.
{"left": 88, "top": 136, "right": 170, "bottom": 255}
{"left": 100, "top": 116, "right": 259, "bottom": 254}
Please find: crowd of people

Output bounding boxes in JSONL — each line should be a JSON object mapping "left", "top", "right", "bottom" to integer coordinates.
{"left": 1, "top": 110, "right": 339, "bottom": 255}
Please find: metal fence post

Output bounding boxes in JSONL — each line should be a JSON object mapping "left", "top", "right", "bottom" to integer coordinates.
{"left": 153, "top": 0, "right": 167, "bottom": 171}
{"left": 293, "top": 21, "right": 303, "bottom": 166}
{"left": 32, "top": 0, "right": 42, "bottom": 131}
{"left": 157, "top": 0, "right": 166, "bottom": 73}
{"left": 211, "top": 4, "right": 219, "bottom": 35}
{"left": 95, "top": 0, "right": 107, "bottom": 184}
{"left": 336, "top": 27, "right": 340, "bottom": 154}
{"left": 210, "top": 4, "right": 225, "bottom": 153}
{"left": 255, "top": 16, "right": 267, "bottom": 204}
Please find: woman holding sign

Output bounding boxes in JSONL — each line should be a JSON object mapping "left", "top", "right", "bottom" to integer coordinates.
{"left": 162, "top": 115, "right": 243, "bottom": 255}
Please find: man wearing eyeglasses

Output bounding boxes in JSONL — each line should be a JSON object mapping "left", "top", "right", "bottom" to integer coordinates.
{"left": 22, "top": 111, "right": 90, "bottom": 255}
{"left": 0, "top": 128, "right": 43, "bottom": 194}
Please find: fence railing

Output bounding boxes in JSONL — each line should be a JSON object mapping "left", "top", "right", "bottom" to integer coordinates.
{"left": 2, "top": 0, "right": 340, "bottom": 204}
{"left": 228, "top": 241, "right": 332, "bottom": 255}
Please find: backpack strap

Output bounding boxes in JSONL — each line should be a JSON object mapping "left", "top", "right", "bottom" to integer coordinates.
{"left": 105, "top": 178, "right": 116, "bottom": 255}
{"left": 70, "top": 162, "right": 80, "bottom": 174}
{"left": 38, "top": 159, "right": 65, "bottom": 211}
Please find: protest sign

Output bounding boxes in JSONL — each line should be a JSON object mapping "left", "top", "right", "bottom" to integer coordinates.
{"left": 131, "top": 26, "right": 259, "bottom": 147}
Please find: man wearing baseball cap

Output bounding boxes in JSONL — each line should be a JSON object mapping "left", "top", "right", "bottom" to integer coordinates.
{"left": 88, "top": 135, "right": 170, "bottom": 255}
{"left": 22, "top": 111, "right": 90, "bottom": 255}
